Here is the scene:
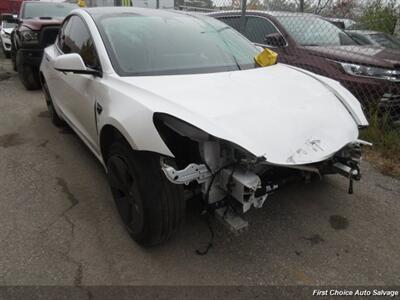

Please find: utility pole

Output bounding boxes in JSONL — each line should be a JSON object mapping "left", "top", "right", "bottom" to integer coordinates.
{"left": 394, "top": 17, "right": 400, "bottom": 38}
{"left": 299, "top": 0, "right": 304, "bottom": 12}
{"left": 240, "top": 0, "right": 247, "bottom": 34}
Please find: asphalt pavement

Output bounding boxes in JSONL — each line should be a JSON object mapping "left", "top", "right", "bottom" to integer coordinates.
{"left": 1, "top": 51, "right": 400, "bottom": 287}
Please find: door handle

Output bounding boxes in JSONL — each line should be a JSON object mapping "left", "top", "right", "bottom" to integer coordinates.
{"left": 96, "top": 103, "right": 103, "bottom": 115}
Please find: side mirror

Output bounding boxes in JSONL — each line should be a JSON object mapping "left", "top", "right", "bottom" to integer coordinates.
{"left": 264, "top": 33, "right": 286, "bottom": 48}
{"left": 53, "top": 53, "right": 102, "bottom": 77}
{"left": 1, "top": 14, "right": 19, "bottom": 23}
{"left": 254, "top": 45, "right": 264, "bottom": 52}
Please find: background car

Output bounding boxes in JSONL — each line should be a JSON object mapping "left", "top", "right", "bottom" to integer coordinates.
{"left": 325, "top": 17, "right": 356, "bottom": 30}
{"left": 9, "top": 1, "right": 77, "bottom": 90}
{"left": 346, "top": 30, "right": 400, "bottom": 49}
{"left": 209, "top": 11, "right": 400, "bottom": 124}
{"left": 0, "top": 0, "right": 23, "bottom": 16}
{"left": 0, "top": 14, "right": 17, "bottom": 58}
{"left": 40, "top": 7, "right": 368, "bottom": 246}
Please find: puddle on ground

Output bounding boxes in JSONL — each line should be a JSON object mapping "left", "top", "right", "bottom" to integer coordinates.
{"left": 38, "top": 111, "right": 50, "bottom": 118}
{"left": 303, "top": 234, "right": 325, "bottom": 246}
{"left": 0, "top": 72, "right": 11, "bottom": 81}
{"left": 329, "top": 215, "right": 349, "bottom": 230}
{"left": 0, "top": 133, "right": 25, "bottom": 148}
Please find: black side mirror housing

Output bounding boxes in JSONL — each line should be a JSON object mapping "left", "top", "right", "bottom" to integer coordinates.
{"left": 8, "top": 17, "right": 20, "bottom": 24}
{"left": 264, "top": 33, "right": 286, "bottom": 48}
{"left": 1, "top": 14, "right": 18, "bottom": 23}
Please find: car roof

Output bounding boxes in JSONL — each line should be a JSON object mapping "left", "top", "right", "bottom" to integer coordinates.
{"left": 346, "top": 30, "right": 381, "bottom": 35}
{"left": 23, "top": 1, "right": 77, "bottom": 4}
{"left": 208, "top": 10, "right": 318, "bottom": 18}
{"left": 82, "top": 7, "right": 205, "bottom": 19}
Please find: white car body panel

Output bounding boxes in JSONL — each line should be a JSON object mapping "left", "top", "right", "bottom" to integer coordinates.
{"left": 0, "top": 27, "right": 13, "bottom": 52}
{"left": 116, "top": 65, "right": 365, "bottom": 165}
{"left": 40, "top": 8, "right": 368, "bottom": 168}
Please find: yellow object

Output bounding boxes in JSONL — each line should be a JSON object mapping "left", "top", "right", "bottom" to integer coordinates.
{"left": 254, "top": 48, "right": 278, "bottom": 67}
{"left": 122, "top": 0, "right": 132, "bottom": 6}
{"left": 77, "top": 0, "right": 86, "bottom": 7}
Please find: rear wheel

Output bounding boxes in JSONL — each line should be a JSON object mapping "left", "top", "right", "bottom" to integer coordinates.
{"left": 11, "top": 38, "right": 17, "bottom": 71}
{"left": 16, "top": 51, "right": 40, "bottom": 90}
{"left": 106, "top": 141, "right": 185, "bottom": 246}
{"left": 42, "top": 79, "right": 65, "bottom": 127}
{"left": 2, "top": 43, "right": 11, "bottom": 58}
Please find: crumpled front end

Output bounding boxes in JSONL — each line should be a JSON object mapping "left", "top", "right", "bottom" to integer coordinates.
{"left": 154, "top": 113, "right": 369, "bottom": 233}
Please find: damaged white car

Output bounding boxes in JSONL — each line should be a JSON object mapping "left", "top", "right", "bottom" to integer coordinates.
{"left": 40, "top": 7, "right": 369, "bottom": 246}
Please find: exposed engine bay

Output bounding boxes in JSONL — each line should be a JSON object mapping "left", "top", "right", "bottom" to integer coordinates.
{"left": 157, "top": 113, "right": 370, "bottom": 233}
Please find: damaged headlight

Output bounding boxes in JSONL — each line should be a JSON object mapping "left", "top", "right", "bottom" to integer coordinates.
{"left": 20, "top": 27, "right": 39, "bottom": 43}
{"left": 1, "top": 31, "right": 10, "bottom": 38}
{"left": 153, "top": 113, "right": 256, "bottom": 166}
{"left": 154, "top": 113, "right": 271, "bottom": 215}
{"left": 154, "top": 113, "right": 210, "bottom": 143}
{"left": 338, "top": 61, "right": 400, "bottom": 82}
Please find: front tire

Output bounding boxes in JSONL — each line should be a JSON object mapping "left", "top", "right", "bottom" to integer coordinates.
{"left": 106, "top": 142, "right": 185, "bottom": 246}
{"left": 10, "top": 37, "right": 17, "bottom": 71}
{"left": 42, "top": 79, "right": 65, "bottom": 127}
{"left": 16, "top": 51, "right": 40, "bottom": 90}
{"left": 1, "top": 41, "right": 9, "bottom": 58}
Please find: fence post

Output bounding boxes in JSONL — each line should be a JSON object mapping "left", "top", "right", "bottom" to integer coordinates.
{"left": 299, "top": 0, "right": 304, "bottom": 12}
{"left": 394, "top": 17, "right": 400, "bottom": 38}
{"left": 240, "top": 0, "right": 247, "bottom": 34}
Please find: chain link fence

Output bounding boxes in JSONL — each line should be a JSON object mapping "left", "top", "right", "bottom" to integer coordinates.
{"left": 175, "top": 0, "right": 400, "bottom": 127}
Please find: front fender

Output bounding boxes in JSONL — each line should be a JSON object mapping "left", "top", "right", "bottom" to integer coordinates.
{"left": 97, "top": 103, "right": 173, "bottom": 159}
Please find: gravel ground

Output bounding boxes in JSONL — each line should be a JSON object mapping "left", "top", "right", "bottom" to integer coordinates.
{"left": 1, "top": 51, "right": 400, "bottom": 288}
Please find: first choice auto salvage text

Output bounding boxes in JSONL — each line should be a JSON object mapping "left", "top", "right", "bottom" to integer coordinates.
{"left": 313, "top": 289, "right": 399, "bottom": 297}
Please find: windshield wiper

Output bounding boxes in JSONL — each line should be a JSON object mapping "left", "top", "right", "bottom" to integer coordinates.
{"left": 231, "top": 54, "right": 242, "bottom": 71}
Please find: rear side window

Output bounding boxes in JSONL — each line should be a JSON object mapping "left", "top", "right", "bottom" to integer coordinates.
{"left": 369, "top": 33, "right": 400, "bottom": 49}
{"left": 218, "top": 15, "right": 279, "bottom": 45}
{"left": 348, "top": 33, "right": 371, "bottom": 45}
{"left": 244, "top": 16, "right": 279, "bottom": 44}
{"left": 219, "top": 16, "right": 242, "bottom": 32}
{"left": 61, "top": 16, "right": 99, "bottom": 69}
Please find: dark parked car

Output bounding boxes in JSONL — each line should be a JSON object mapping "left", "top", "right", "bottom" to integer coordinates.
{"left": 346, "top": 30, "right": 400, "bottom": 49}
{"left": 210, "top": 11, "right": 400, "bottom": 124}
{"left": 9, "top": 1, "right": 77, "bottom": 90}
{"left": 325, "top": 17, "right": 356, "bottom": 30}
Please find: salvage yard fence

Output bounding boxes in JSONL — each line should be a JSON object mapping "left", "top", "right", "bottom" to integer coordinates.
{"left": 174, "top": 0, "right": 400, "bottom": 127}
{"left": 83, "top": 0, "right": 400, "bottom": 126}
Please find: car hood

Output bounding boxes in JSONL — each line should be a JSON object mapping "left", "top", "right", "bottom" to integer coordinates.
{"left": 2, "top": 28, "right": 14, "bottom": 35}
{"left": 305, "top": 45, "right": 400, "bottom": 68}
{"left": 22, "top": 19, "right": 63, "bottom": 31}
{"left": 120, "top": 65, "right": 367, "bottom": 165}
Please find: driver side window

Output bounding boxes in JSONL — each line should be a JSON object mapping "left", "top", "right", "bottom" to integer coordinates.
{"left": 57, "top": 18, "right": 72, "bottom": 52}
{"left": 58, "top": 16, "right": 100, "bottom": 70}
{"left": 244, "top": 17, "right": 279, "bottom": 45}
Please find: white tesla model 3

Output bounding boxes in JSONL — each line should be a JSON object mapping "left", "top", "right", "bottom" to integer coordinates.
{"left": 40, "top": 7, "right": 369, "bottom": 246}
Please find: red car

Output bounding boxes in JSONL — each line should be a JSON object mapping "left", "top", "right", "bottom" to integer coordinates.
{"left": 9, "top": 1, "right": 77, "bottom": 90}
{"left": 210, "top": 11, "right": 400, "bottom": 124}
{"left": 0, "top": 0, "right": 23, "bottom": 15}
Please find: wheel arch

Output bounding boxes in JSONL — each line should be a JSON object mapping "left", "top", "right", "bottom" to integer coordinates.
{"left": 99, "top": 122, "right": 150, "bottom": 164}
{"left": 100, "top": 124, "right": 129, "bottom": 161}
{"left": 39, "top": 71, "right": 45, "bottom": 86}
